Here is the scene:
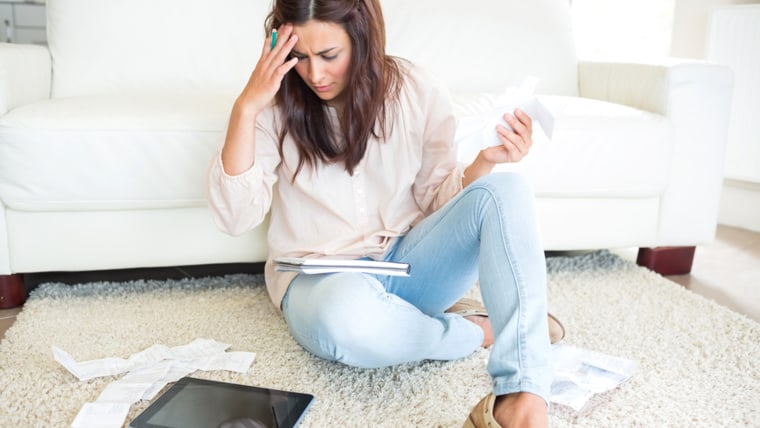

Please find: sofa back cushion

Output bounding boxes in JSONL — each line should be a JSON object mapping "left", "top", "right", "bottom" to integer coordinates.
{"left": 47, "top": 0, "right": 578, "bottom": 98}
{"left": 382, "top": 0, "right": 578, "bottom": 96}
{"left": 47, "top": 0, "right": 269, "bottom": 98}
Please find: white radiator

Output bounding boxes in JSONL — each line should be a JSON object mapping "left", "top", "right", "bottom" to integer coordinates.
{"left": 706, "top": 5, "right": 760, "bottom": 183}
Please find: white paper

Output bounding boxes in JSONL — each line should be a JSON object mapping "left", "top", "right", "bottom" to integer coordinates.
{"left": 188, "top": 351, "right": 257, "bottom": 373}
{"left": 70, "top": 402, "right": 131, "bottom": 428}
{"left": 54, "top": 338, "right": 257, "bottom": 428}
{"left": 121, "top": 360, "right": 194, "bottom": 400}
{"left": 97, "top": 381, "right": 154, "bottom": 403}
{"left": 120, "top": 360, "right": 174, "bottom": 384}
{"left": 455, "top": 77, "right": 559, "bottom": 150}
{"left": 550, "top": 344, "right": 637, "bottom": 411}
{"left": 168, "top": 338, "right": 231, "bottom": 361}
{"left": 52, "top": 346, "right": 130, "bottom": 381}
{"left": 125, "top": 344, "right": 173, "bottom": 369}
{"left": 53, "top": 338, "right": 244, "bottom": 382}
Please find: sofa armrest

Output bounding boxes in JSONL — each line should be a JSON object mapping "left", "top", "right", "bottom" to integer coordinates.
{"left": 0, "top": 43, "right": 51, "bottom": 274}
{"left": 579, "top": 59, "right": 735, "bottom": 244}
{"left": 0, "top": 43, "right": 51, "bottom": 115}
{"left": 579, "top": 59, "right": 679, "bottom": 114}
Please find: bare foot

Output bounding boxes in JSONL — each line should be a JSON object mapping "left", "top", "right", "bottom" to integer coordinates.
{"left": 464, "top": 315, "right": 494, "bottom": 347}
{"left": 493, "top": 392, "right": 548, "bottom": 428}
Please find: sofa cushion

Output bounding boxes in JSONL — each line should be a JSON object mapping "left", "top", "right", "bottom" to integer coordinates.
{"left": 455, "top": 95, "right": 674, "bottom": 197}
{"left": 0, "top": 93, "right": 672, "bottom": 213}
{"left": 0, "top": 94, "right": 232, "bottom": 211}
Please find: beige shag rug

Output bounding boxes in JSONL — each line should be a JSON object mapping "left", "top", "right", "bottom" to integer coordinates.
{"left": 1, "top": 251, "right": 758, "bottom": 427}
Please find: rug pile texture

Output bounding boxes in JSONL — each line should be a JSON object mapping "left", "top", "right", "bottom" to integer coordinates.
{"left": 0, "top": 251, "right": 758, "bottom": 427}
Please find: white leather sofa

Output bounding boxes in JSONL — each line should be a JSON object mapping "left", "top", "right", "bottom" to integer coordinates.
{"left": 0, "top": 0, "right": 733, "bottom": 300}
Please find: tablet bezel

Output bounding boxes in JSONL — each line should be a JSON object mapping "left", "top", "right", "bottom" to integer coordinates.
{"left": 129, "top": 376, "right": 314, "bottom": 428}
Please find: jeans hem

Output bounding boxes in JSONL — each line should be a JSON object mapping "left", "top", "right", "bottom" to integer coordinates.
{"left": 492, "top": 379, "right": 551, "bottom": 406}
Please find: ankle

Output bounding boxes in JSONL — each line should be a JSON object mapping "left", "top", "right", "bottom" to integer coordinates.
{"left": 493, "top": 392, "right": 548, "bottom": 428}
{"left": 464, "top": 315, "right": 494, "bottom": 347}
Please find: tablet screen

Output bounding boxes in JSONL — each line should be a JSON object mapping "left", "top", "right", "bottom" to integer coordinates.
{"left": 129, "top": 377, "right": 314, "bottom": 428}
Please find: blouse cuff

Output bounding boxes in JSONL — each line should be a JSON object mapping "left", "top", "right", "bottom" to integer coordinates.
{"left": 212, "top": 152, "right": 264, "bottom": 189}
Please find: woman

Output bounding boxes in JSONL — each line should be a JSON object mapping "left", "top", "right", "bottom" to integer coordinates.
{"left": 207, "top": 0, "right": 561, "bottom": 426}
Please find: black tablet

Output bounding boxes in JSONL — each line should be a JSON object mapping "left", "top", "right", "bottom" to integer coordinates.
{"left": 129, "top": 377, "right": 314, "bottom": 428}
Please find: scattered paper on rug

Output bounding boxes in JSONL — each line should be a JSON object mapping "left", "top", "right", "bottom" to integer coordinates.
{"left": 550, "top": 343, "right": 637, "bottom": 411}
{"left": 56, "top": 338, "right": 255, "bottom": 428}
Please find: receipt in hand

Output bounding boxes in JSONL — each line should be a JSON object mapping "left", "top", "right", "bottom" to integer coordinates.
{"left": 456, "top": 77, "right": 557, "bottom": 149}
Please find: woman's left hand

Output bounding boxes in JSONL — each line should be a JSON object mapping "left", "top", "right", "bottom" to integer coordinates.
{"left": 481, "top": 109, "right": 533, "bottom": 164}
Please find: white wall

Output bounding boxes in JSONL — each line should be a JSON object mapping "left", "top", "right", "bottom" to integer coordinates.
{"left": 672, "top": 0, "right": 760, "bottom": 233}
{"left": 671, "top": 0, "right": 760, "bottom": 59}
{"left": 571, "top": 0, "right": 675, "bottom": 59}
{"left": 719, "top": 180, "right": 760, "bottom": 232}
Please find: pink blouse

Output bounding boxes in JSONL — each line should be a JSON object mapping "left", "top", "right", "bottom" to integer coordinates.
{"left": 206, "top": 62, "right": 464, "bottom": 308}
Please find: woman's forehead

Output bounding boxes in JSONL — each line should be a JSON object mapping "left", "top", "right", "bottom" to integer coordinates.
{"left": 291, "top": 20, "right": 350, "bottom": 52}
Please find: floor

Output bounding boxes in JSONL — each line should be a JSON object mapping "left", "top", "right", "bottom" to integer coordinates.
{"left": 611, "top": 224, "right": 760, "bottom": 323}
{"left": 1, "top": 225, "right": 759, "bottom": 341}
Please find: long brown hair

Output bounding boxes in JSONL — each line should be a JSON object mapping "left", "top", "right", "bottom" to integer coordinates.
{"left": 265, "top": 0, "right": 403, "bottom": 177}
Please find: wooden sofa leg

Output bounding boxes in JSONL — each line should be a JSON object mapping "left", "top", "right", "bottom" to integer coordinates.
{"left": 636, "top": 246, "right": 696, "bottom": 276}
{"left": 0, "top": 274, "right": 26, "bottom": 309}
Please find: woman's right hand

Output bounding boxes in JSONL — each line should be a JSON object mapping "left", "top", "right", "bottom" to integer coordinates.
{"left": 235, "top": 24, "right": 299, "bottom": 118}
{"left": 220, "top": 25, "right": 299, "bottom": 175}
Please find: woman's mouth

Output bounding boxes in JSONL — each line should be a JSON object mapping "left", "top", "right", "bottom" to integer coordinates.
{"left": 314, "top": 84, "right": 332, "bottom": 93}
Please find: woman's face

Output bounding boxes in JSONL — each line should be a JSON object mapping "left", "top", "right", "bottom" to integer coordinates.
{"left": 290, "top": 20, "right": 352, "bottom": 109}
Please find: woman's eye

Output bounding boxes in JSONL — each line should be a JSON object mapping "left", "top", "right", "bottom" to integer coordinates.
{"left": 322, "top": 55, "right": 337, "bottom": 61}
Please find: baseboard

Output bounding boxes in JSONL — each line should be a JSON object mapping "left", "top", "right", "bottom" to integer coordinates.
{"left": 718, "top": 179, "right": 760, "bottom": 233}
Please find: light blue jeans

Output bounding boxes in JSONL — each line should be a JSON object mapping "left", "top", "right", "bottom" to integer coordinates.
{"left": 281, "top": 173, "right": 552, "bottom": 402}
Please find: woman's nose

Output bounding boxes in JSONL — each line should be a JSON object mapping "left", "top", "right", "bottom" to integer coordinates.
{"left": 309, "top": 61, "right": 323, "bottom": 81}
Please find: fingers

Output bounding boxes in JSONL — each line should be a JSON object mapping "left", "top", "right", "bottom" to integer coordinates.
{"left": 495, "top": 126, "right": 528, "bottom": 159}
{"left": 265, "top": 24, "right": 298, "bottom": 65}
{"left": 494, "top": 110, "right": 533, "bottom": 162}
{"left": 255, "top": 25, "right": 299, "bottom": 84}
{"left": 275, "top": 56, "right": 299, "bottom": 78}
{"left": 506, "top": 109, "right": 532, "bottom": 136}
{"left": 238, "top": 25, "right": 299, "bottom": 115}
{"left": 497, "top": 114, "right": 531, "bottom": 143}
